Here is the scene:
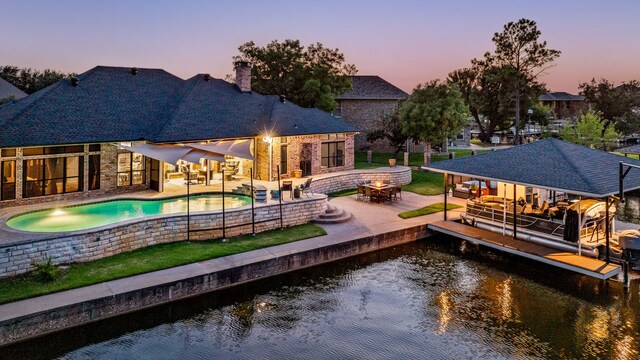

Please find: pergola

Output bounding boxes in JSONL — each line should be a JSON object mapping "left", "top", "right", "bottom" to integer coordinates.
{"left": 423, "top": 138, "right": 640, "bottom": 262}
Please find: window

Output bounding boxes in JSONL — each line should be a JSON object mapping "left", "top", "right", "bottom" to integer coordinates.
{"left": 89, "top": 144, "right": 101, "bottom": 152}
{"left": 1, "top": 161, "right": 16, "bottom": 200}
{"left": 321, "top": 142, "right": 345, "bottom": 168}
{"left": 89, "top": 155, "right": 100, "bottom": 190}
{"left": 23, "top": 145, "right": 84, "bottom": 156}
{"left": 23, "top": 156, "right": 83, "bottom": 198}
{"left": 117, "top": 152, "right": 145, "bottom": 187}
{"left": 280, "top": 144, "right": 288, "bottom": 174}
{"left": 1, "top": 149, "right": 16, "bottom": 157}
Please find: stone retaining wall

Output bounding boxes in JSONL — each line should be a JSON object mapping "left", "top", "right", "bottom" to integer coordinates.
{"left": 0, "top": 196, "right": 327, "bottom": 279}
{"left": 0, "top": 224, "right": 431, "bottom": 346}
{"left": 310, "top": 166, "right": 411, "bottom": 194}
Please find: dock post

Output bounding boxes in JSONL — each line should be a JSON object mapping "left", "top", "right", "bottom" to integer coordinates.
{"left": 443, "top": 173, "right": 448, "bottom": 221}
{"left": 222, "top": 170, "right": 226, "bottom": 241}
{"left": 277, "top": 165, "right": 283, "bottom": 229}
{"left": 605, "top": 196, "right": 610, "bottom": 264}
{"left": 513, "top": 184, "right": 517, "bottom": 239}
{"left": 250, "top": 168, "right": 255, "bottom": 236}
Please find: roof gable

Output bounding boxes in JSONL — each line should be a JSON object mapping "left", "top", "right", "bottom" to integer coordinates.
{"left": 0, "top": 77, "right": 27, "bottom": 100}
{"left": 539, "top": 92, "right": 585, "bottom": 102}
{"left": 335, "top": 75, "right": 408, "bottom": 100}
{"left": 427, "top": 138, "right": 640, "bottom": 197}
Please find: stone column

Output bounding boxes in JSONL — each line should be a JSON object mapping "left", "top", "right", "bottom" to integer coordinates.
{"left": 15, "top": 148, "right": 23, "bottom": 200}
{"left": 367, "top": 150, "right": 372, "bottom": 165}
{"left": 403, "top": 152, "right": 409, "bottom": 166}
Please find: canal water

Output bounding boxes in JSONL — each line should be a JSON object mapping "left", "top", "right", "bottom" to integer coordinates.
{"left": 2, "top": 238, "right": 639, "bottom": 360}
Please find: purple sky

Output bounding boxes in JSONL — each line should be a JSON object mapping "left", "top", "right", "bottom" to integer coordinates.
{"left": 3, "top": 0, "right": 639, "bottom": 93}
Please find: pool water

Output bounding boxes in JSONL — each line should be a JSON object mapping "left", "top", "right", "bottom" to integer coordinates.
{"left": 6, "top": 194, "right": 251, "bottom": 233}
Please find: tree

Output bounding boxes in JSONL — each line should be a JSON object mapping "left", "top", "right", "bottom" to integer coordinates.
{"left": 560, "top": 111, "right": 619, "bottom": 150}
{"left": 233, "top": 39, "right": 357, "bottom": 112}
{"left": 449, "top": 19, "right": 560, "bottom": 142}
{"left": 400, "top": 80, "right": 469, "bottom": 159}
{"left": 0, "top": 66, "right": 71, "bottom": 94}
{"left": 366, "top": 109, "right": 409, "bottom": 157}
{"left": 579, "top": 78, "right": 640, "bottom": 135}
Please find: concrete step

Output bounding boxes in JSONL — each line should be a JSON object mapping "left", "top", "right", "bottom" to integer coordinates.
{"left": 312, "top": 207, "right": 353, "bottom": 224}
{"left": 319, "top": 209, "right": 346, "bottom": 219}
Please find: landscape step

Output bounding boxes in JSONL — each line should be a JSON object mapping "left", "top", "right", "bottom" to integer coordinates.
{"left": 312, "top": 206, "right": 352, "bottom": 224}
{"left": 319, "top": 209, "right": 346, "bottom": 219}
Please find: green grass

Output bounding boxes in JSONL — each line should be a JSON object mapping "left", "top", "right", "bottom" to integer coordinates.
{"left": 355, "top": 149, "right": 489, "bottom": 167}
{"left": 0, "top": 223, "right": 326, "bottom": 305}
{"left": 398, "top": 203, "right": 462, "bottom": 219}
{"left": 327, "top": 189, "right": 358, "bottom": 197}
{"left": 403, "top": 170, "right": 446, "bottom": 196}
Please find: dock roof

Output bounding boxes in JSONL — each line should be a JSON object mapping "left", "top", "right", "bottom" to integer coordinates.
{"left": 424, "top": 138, "right": 640, "bottom": 197}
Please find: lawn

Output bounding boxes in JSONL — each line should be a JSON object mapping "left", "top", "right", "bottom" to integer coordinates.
{"left": 403, "top": 170, "right": 446, "bottom": 195}
{"left": 327, "top": 189, "right": 358, "bottom": 197}
{"left": 354, "top": 149, "right": 488, "bottom": 167}
{"left": 0, "top": 223, "right": 326, "bottom": 304}
{"left": 398, "top": 203, "right": 462, "bottom": 219}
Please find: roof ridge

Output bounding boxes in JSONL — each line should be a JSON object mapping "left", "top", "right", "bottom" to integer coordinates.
{"left": 153, "top": 77, "right": 200, "bottom": 141}
{"left": 550, "top": 139, "right": 598, "bottom": 193}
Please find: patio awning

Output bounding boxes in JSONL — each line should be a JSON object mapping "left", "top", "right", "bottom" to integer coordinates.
{"left": 424, "top": 138, "right": 640, "bottom": 197}
{"left": 188, "top": 139, "right": 255, "bottom": 161}
{"left": 120, "top": 143, "right": 225, "bottom": 164}
{"left": 120, "top": 143, "right": 193, "bottom": 164}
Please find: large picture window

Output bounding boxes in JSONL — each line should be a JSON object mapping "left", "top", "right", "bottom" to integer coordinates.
{"left": 280, "top": 141, "right": 288, "bottom": 174}
{"left": 321, "top": 142, "right": 345, "bottom": 168}
{"left": 1, "top": 161, "right": 16, "bottom": 201}
{"left": 23, "top": 156, "right": 83, "bottom": 198}
{"left": 117, "top": 152, "right": 145, "bottom": 187}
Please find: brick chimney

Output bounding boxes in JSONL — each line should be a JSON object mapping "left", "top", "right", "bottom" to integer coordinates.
{"left": 234, "top": 61, "right": 251, "bottom": 92}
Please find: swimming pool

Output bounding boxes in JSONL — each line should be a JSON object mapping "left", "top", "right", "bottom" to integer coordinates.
{"left": 6, "top": 194, "right": 251, "bottom": 233}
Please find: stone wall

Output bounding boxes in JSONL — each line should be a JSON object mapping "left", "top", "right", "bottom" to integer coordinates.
{"left": 309, "top": 166, "right": 411, "bottom": 194}
{"left": 0, "top": 196, "right": 327, "bottom": 279}
{"left": 0, "top": 224, "right": 431, "bottom": 346}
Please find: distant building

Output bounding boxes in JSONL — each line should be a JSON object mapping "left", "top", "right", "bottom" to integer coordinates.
{"left": 334, "top": 75, "right": 408, "bottom": 152}
{"left": 539, "top": 92, "right": 588, "bottom": 120}
{"left": 0, "top": 77, "right": 27, "bottom": 102}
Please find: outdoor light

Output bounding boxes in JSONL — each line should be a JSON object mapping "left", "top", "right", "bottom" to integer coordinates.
{"left": 263, "top": 136, "right": 273, "bottom": 144}
{"left": 51, "top": 209, "right": 65, "bottom": 216}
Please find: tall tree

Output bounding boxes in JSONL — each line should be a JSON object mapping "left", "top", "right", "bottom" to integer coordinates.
{"left": 560, "top": 111, "right": 619, "bottom": 150}
{"left": 366, "top": 109, "right": 409, "bottom": 157}
{"left": 579, "top": 78, "right": 640, "bottom": 135}
{"left": 233, "top": 39, "right": 357, "bottom": 112}
{"left": 449, "top": 19, "right": 560, "bottom": 142}
{"left": 0, "top": 66, "right": 71, "bottom": 94}
{"left": 400, "top": 80, "right": 469, "bottom": 159}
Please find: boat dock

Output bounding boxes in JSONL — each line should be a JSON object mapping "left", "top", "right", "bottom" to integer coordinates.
{"left": 429, "top": 220, "right": 621, "bottom": 280}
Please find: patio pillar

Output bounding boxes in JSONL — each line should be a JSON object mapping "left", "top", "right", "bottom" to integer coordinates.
{"left": 205, "top": 159, "right": 211, "bottom": 186}
{"left": 513, "top": 184, "right": 517, "bottom": 239}
{"left": 443, "top": 173, "right": 448, "bottom": 221}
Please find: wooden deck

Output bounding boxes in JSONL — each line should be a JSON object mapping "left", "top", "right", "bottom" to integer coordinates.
{"left": 428, "top": 220, "right": 621, "bottom": 280}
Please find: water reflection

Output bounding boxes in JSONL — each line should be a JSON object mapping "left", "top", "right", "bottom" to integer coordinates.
{"left": 2, "top": 240, "right": 640, "bottom": 360}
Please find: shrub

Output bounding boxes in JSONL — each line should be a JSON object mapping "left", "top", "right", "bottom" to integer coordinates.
{"left": 33, "top": 257, "right": 58, "bottom": 282}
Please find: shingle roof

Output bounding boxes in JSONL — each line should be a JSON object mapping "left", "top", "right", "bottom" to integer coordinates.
{"left": 0, "top": 77, "right": 27, "bottom": 100}
{"left": 335, "top": 75, "right": 408, "bottom": 100}
{"left": 425, "top": 138, "right": 640, "bottom": 197}
{"left": 538, "top": 92, "right": 585, "bottom": 102}
{"left": 0, "top": 66, "right": 356, "bottom": 148}
{"left": 616, "top": 144, "right": 640, "bottom": 155}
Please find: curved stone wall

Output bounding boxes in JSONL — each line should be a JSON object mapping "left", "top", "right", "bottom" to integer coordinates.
{"left": 309, "top": 166, "right": 412, "bottom": 194}
{"left": 0, "top": 196, "right": 327, "bottom": 279}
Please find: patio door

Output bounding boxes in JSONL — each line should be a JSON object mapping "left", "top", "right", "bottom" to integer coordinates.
{"left": 150, "top": 159, "right": 160, "bottom": 191}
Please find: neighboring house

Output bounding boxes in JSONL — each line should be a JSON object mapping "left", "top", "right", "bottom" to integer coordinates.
{"left": 0, "top": 77, "right": 27, "bottom": 103}
{"left": 0, "top": 63, "right": 356, "bottom": 207}
{"left": 539, "top": 92, "right": 587, "bottom": 120}
{"left": 334, "top": 75, "right": 408, "bottom": 152}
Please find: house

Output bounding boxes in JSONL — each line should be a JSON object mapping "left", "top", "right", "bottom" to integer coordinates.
{"left": 334, "top": 75, "right": 408, "bottom": 152}
{"left": 539, "top": 92, "right": 587, "bottom": 120}
{"left": 0, "top": 77, "right": 27, "bottom": 103}
{"left": 0, "top": 63, "right": 356, "bottom": 206}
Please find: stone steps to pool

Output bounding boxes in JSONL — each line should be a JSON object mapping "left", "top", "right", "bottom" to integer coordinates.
{"left": 312, "top": 205, "right": 352, "bottom": 224}
{"left": 232, "top": 183, "right": 267, "bottom": 202}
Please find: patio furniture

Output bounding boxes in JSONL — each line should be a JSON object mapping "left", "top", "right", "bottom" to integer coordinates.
{"left": 356, "top": 184, "right": 364, "bottom": 201}
{"left": 390, "top": 186, "right": 398, "bottom": 202}
{"left": 281, "top": 180, "right": 293, "bottom": 200}
{"left": 301, "top": 178, "right": 313, "bottom": 197}
{"left": 364, "top": 186, "right": 373, "bottom": 202}
{"left": 184, "top": 172, "right": 198, "bottom": 185}
{"left": 396, "top": 186, "right": 402, "bottom": 201}
{"left": 197, "top": 175, "right": 205, "bottom": 184}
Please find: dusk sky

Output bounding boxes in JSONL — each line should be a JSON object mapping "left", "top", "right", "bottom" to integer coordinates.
{"left": 3, "top": 0, "right": 639, "bottom": 93}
